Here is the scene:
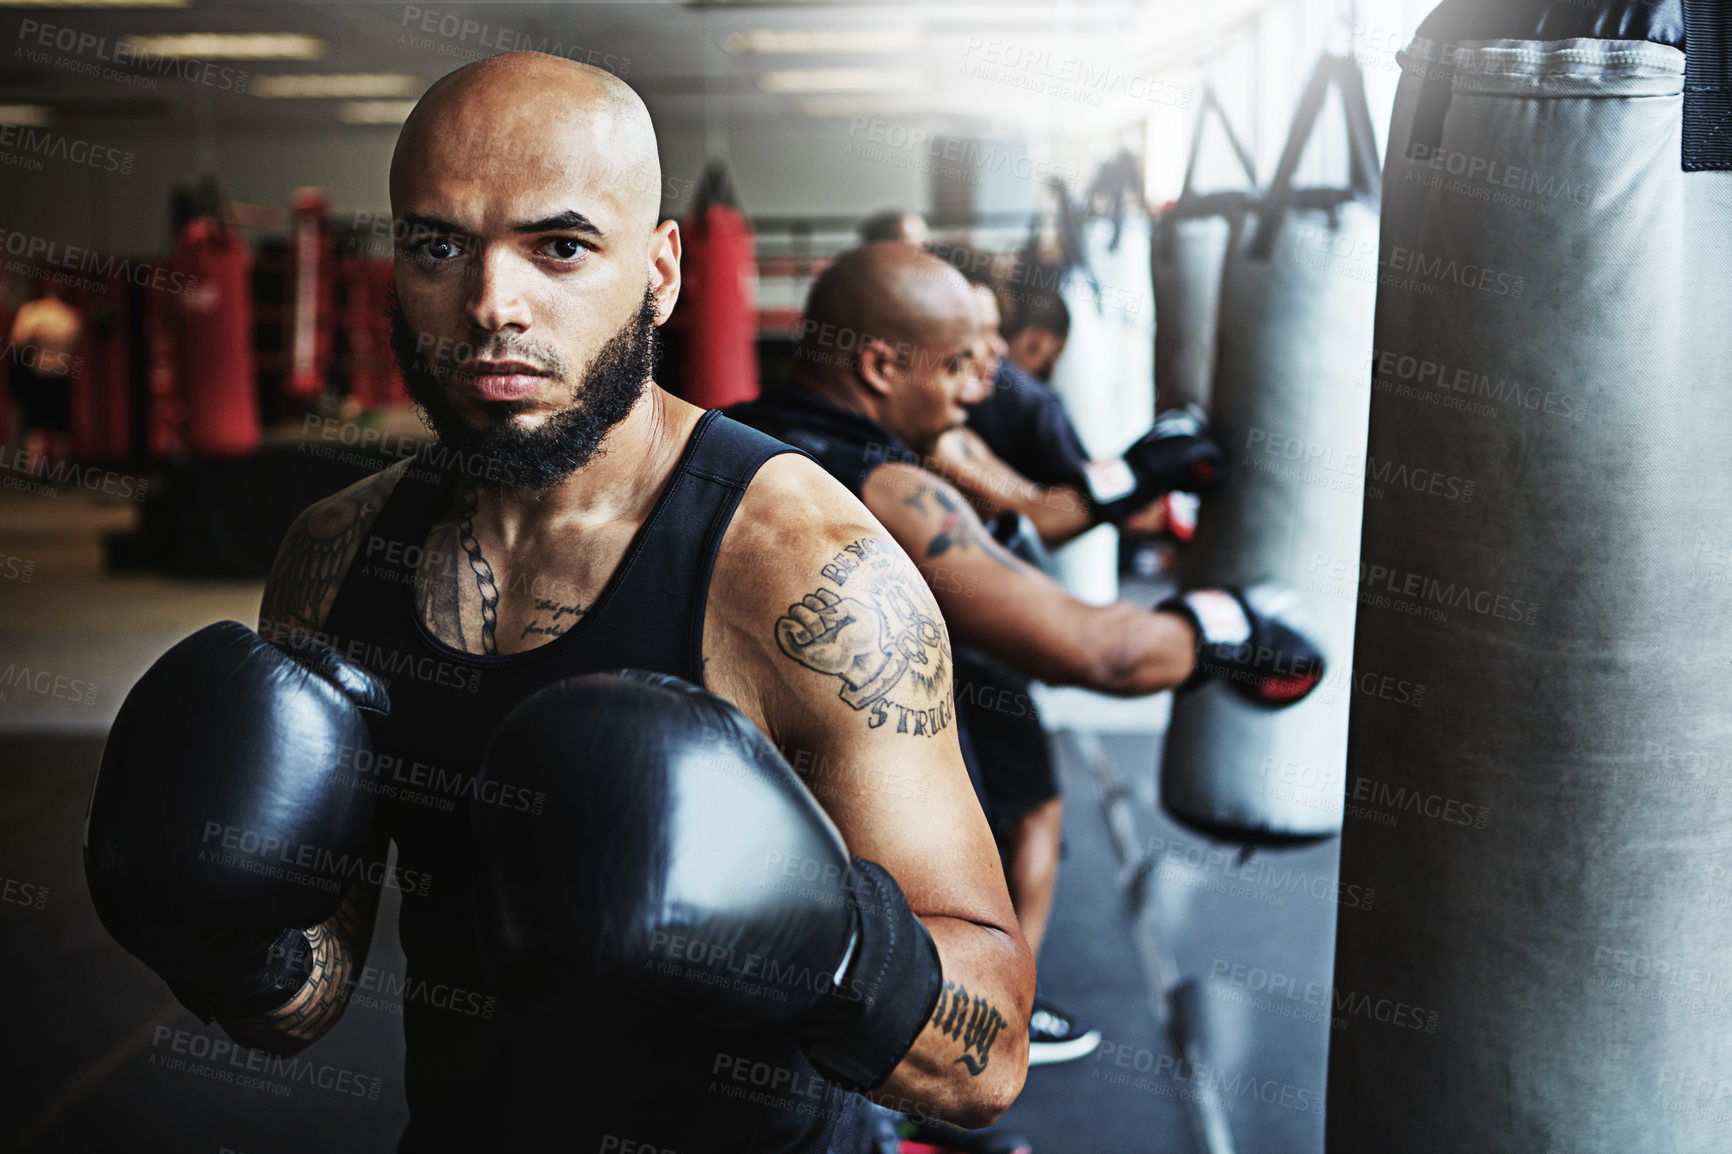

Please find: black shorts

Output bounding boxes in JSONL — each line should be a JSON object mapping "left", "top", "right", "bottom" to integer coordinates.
{"left": 11, "top": 367, "right": 72, "bottom": 432}
{"left": 953, "top": 648, "right": 1058, "bottom": 843}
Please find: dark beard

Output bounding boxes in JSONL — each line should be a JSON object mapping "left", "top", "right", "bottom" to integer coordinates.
{"left": 389, "top": 286, "right": 659, "bottom": 494}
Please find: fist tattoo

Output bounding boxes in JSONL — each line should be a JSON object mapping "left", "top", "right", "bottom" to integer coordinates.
{"left": 776, "top": 589, "right": 894, "bottom": 691}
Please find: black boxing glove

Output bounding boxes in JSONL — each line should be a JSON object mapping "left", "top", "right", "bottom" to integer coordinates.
{"left": 472, "top": 671, "right": 943, "bottom": 1092}
{"left": 1083, "top": 405, "right": 1225, "bottom": 525}
{"left": 84, "top": 621, "right": 389, "bottom": 1023}
{"left": 1157, "top": 588, "right": 1326, "bottom": 707}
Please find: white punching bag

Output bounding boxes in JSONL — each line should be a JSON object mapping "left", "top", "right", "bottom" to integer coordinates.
{"left": 1330, "top": 3, "right": 1732, "bottom": 1151}
{"left": 1153, "top": 86, "right": 1259, "bottom": 415}
{"left": 1050, "top": 161, "right": 1156, "bottom": 606}
{"left": 1161, "top": 54, "right": 1383, "bottom": 839}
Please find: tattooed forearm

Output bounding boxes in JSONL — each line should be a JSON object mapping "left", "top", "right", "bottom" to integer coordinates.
{"left": 929, "top": 980, "right": 1009, "bottom": 1076}
{"left": 775, "top": 537, "right": 955, "bottom": 735}
{"left": 905, "top": 485, "right": 1021, "bottom": 573}
{"left": 217, "top": 879, "right": 380, "bottom": 1055}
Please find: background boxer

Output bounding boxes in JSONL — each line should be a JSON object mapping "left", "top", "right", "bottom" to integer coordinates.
{"left": 728, "top": 244, "right": 1324, "bottom": 1094}
{"left": 730, "top": 242, "right": 1319, "bottom": 710}
{"left": 7, "top": 283, "right": 83, "bottom": 460}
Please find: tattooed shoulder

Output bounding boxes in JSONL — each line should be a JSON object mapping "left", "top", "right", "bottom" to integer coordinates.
{"left": 773, "top": 536, "right": 955, "bottom": 737}
{"left": 259, "top": 462, "right": 410, "bottom": 640}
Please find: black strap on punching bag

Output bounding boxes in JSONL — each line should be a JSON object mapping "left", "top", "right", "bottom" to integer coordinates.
{"left": 1684, "top": 0, "right": 1732, "bottom": 170}
{"left": 1157, "top": 85, "right": 1261, "bottom": 264}
{"left": 1246, "top": 53, "right": 1381, "bottom": 259}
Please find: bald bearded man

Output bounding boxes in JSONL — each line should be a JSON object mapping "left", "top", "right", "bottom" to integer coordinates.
{"left": 731, "top": 243, "right": 1323, "bottom": 702}
{"left": 728, "top": 242, "right": 1325, "bottom": 788}
{"left": 86, "top": 53, "right": 1032, "bottom": 1153}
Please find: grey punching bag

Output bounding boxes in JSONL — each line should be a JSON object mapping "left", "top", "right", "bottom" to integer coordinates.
{"left": 1161, "top": 54, "right": 1382, "bottom": 840}
{"left": 1328, "top": 3, "right": 1732, "bottom": 1152}
{"left": 1050, "top": 165, "right": 1156, "bottom": 606}
{"left": 1153, "top": 85, "right": 1259, "bottom": 415}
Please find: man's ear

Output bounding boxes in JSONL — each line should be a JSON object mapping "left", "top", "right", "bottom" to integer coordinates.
{"left": 856, "top": 336, "right": 900, "bottom": 400}
{"left": 649, "top": 219, "right": 682, "bottom": 325}
{"left": 1030, "top": 328, "right": 1066, "bottom": 377}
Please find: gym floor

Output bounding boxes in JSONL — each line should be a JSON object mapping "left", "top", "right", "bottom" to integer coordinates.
{"left": 1, "top": 488, "right": 1339, "bottom": 1154}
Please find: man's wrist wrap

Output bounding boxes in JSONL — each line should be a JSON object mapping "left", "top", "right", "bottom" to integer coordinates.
{"left": 799, "top": 857, "right": 944, "bottom": 1092}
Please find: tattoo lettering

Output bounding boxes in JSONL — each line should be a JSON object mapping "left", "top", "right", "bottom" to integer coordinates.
{"left": 519, "top": 598, "right": 586, "bottom": 641}
{"left": 777, "top": 538, "right": 953, "bottom": 735}
{"left": 929, "top": 980, "right": 1008, "bottom": 1076}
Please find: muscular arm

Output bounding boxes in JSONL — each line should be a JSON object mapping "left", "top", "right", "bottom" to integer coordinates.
{"left": 239, "top": 463, "right": 407, "bottom": 1052}
{"left": 864, "top": 462, "right": 1195, "bottom": 696}
{"left": 929, "top": 426, "right": 1169, "bottom": 545}
{"left": 706, "top": 455, "right": 1034, "bottom": 1127}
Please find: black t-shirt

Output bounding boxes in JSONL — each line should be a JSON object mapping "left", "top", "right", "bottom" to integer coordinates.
{"left": 727, "top": 384, "right": 914, "bottom": 500}
{"left": 965, "top": 360, "right": 1091, "bottom": 491}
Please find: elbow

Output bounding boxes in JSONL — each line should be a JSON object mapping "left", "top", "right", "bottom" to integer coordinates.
{"left": 1079, "top": 639, "right": 1148, "bottom": 697}
{"left": 914, "top": 1057, "right": 1026, "bottom": 1131}
{"left": 952, "top": 1049, "right": 1029, "bottom": 1129}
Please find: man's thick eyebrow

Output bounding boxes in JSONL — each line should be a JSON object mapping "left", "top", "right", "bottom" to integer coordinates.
{"left": 513, "top": 210, "right": 603, "bottom": 238}
{"left": 399, "top": 212, "right": 466, "bottom": 236}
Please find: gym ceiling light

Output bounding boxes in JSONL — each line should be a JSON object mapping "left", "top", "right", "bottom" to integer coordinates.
{"left": 757, "top": 68, "right": 923, "bottom": 94}
{"left": 722, "top": 29, "right": 919, "bottom": 54}
{"left": 119, "top": 34, "right": 327, "bottom": 60}
{"left": 337, "top": 100, "right": 418, "bottom": 125}
{"left": 0, "top": 104, "right": 53, "bottom": 126}
{"left": 252, "top": 74, "right": 422, "bottom": 99}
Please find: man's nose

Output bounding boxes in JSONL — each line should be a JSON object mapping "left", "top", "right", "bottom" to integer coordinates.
{"left": 464, "top": 246, "right": 533, "bottom": 334}
{"left": 959, "top": 365, "right": 991, "bottom": 406}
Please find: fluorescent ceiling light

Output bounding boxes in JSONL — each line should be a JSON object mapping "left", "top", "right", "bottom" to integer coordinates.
{"left": 0, "top": 0, "right": 188, "bottom": 7}
{"left": 723, "top": 29, "right": 918, "bottom": 55}
{"left": 120, "top": 34, "right": 327, "bottom": 60}
{"left": 798, "top": 95, "right": 940, "bottom": 119}
{"left": 253, "top": 73, "right": 422, "bottom": 99}
{"left": 338, "top": 100, "right": 418, "bottom": 125}
{"left": 758, "top": 68, "right": 923, "bottom": 94}
{"left": 0, "top": 104, "right": 53, "bottom": 126}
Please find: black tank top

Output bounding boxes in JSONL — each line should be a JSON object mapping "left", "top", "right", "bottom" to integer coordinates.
{"left": 322, "top": 410, "right": 863, "bottom": 1153}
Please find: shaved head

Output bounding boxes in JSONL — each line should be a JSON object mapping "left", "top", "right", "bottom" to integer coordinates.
{"left": 385, "top": 51, "right": 682, "bottom": 494}
{"left": 801, "top": 242, "right": 976, "bottom": 363}
{"left": 391, "top": 51, "right": 663, "bottom": 233}
{"left": 794, "top": 243, "right": 986, "bottom": 451}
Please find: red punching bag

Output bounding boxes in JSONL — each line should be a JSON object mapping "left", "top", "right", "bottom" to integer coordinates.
{"left": 67, "top": 274, "right": 131, "bottom": 462}
{"left": 173, "top": 217, "right": 259, "bottom": 458}
{"left": 0, "top": 280, "right": 11, "bottom": 451}
{"left": 677, "top": 163, "right": 759, "bottom": 409}
{"left": 286, "top": 188, "right": 334, "bottom": 402}
{"left": 339, "top": 257, "right": 405, "bottom": 409}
